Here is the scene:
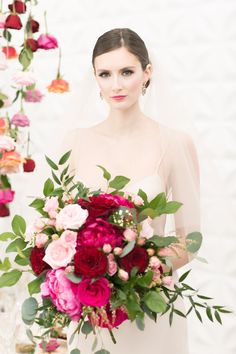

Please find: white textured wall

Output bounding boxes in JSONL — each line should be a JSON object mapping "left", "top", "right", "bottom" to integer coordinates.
{"left": 0, "top": 1, "right": 236, "bottom": 353}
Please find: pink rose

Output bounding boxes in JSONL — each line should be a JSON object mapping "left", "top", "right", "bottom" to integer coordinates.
{"left": 60, "top": 230, "right": 77, "bottom": 245}
{"left": 149, "top": 256, "right": 162, "bottom": 269}
{"left": 12, "top": 70, "right": 36, "bottom": 86}
{"left": 37, "top": 34, "right": 58, "bottom": 50}
{"left": 103, "top": 244, "right": 112, "bottom": 253}
{"left": 153, "top": 269, "right": 161, "bottom": 282}
{"left": 43, "top": 238, "right": 76, "bottom": 269}
{"left": 56, "top": 204, "right": 88, "bottom": 230}
{"left": 162, "top": 276, "right": 173, "bottom": 286}
{"left": 0, "top": 189, "right": 15, "bottom": 203}
{"left": 139, "top": 217, "right": 154, "bottom": 239}
{"left": 77, "top": 277, "right": 111, "bottom": 307}
{"left": 24, "top": 89, "right": 43, "bottom": 102}
{"left": 123, "top": 228, "right": 137, "bottom": 242}
{"left": 123, "top": 190, "right": 144, "bottom": 206}
{"left": 33, "top": 217, "right": 46, "bottom": 232}
{"left": 35, "top": 233, "right": 48, "bottom": 248}
{"left": 41, "top": 269, "right": 81, "bottom": 320}
{"left": 11, "top": 113, "right": 30, "bottom": 127}
{"left": 43, "top": 196, "right": 59, "bottom": 218}
{"left": 118, "top": 269, "right": 129, "bottom": 281}
{"left": 0, "top": 136, "right": 15, "bottom": 151}
{"left": 113, "top": 247, "right": 123, "bottom": 256}
{"left": 107, "top": 254, "right": 118, "bottom": 276}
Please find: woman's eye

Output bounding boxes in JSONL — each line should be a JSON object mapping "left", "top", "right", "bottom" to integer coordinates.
{"left": 99, "top": 70, "right": 133, "bottom": 78}
{"left": 123, "top": 70, "right": 133, "bottom": 76}
{"left": 99, "top": 72, "right": 109, "bottom": 78}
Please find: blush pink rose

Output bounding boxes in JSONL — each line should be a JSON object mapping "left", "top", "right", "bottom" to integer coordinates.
{"left": 0, "top": 135, "right": 15, "bottom": 151}
{"left": 77, "top": 277, "right": 111, "bottom": 307}
{"left": 149, "top": 256, "right": 162, "bottom": 269}
{"left": 41, "top": 269, "right": 81, "bottom": 320}
{"left": 43, "top": 238, "right": 76, "bottom": 269}
{"left": 0, "top": 189, "right": 15, "bottom": 203}
{"left": 35, "top": 233, "right": 48, "bottom": 248}
{"left": 56, "top": 204, "right": 88, "bottom": 230}
{"left": 139, "top": 216, "right": 154, "bottom": 239}
{"left": 11, "top": 113, "right": 30, "bottom": 127}
{"left": 107, "top": 254, "right": 118, "bottom": 276}
{"left": 12, "top": 70, "right": 36, "bottom": 86}
{"left": 123, "top": 228, "right": 137, "bottom": 242}
{"left": 43, "top": 196, "right": 59, "bottom": 218}
{"left": 118, "top": 269, "right": 129, "bottom": 281}
{"left": 60, "top": 230, "right": 77, "bottom": 245}
{"left": 37, "top": 34, "right": 58, "bottom": 49}
{"left": 162, "top": 276, "right": 173, "bottom": 286}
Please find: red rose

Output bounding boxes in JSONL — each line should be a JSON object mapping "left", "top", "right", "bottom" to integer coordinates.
{"left": 26, "top": 38, "right": 38, "bottom": 52}
{"left": 77, "top": 218, "right": 123, "bottom": 248}
{"left": 0, "top": 203, "right": 10, "bottom": 217}
{"left": 5, "top": 14, "right": 22, "bottom": 30}
{"left": 119, "top": 246, "right": 149, "bottom": 274}
{"left": 8, "top": 1, "right": 27, "bottom": 14}
{"left": 30, "top": 247, "right": 50, "bottom": 275}
{"left": 27, "top": 19, "right": 40, "bottom": 33}
{"left": 74, "top": 246, "right": 108, "bottom": 278}
{"left": 78, "top": 193, "right": 135, "bottom": 220}
{"left": 23, "top": 158, "right": 36, "bottom": 172}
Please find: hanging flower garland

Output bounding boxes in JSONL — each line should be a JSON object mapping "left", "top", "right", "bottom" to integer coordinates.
{"left": 0, "top": 0, "right": 69, "bottom": 217}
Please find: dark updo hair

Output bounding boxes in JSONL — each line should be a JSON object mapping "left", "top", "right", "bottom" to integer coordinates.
{"left": 92, "top": 28, "right": 151, "bottom": 88}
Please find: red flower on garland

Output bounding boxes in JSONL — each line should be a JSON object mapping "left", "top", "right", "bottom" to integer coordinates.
{"left": 26, "top": 38, "right": 39, "bottom": 52}
{"left": 74, "top": 246, "right": 108, "bottom": 278}
{"left": 27, "top": 18, "right": 40, "bottom": 33}
{"left": 5, "top": 14, "right": 22, "bottom": 30}
{"left": 30, "top": 247, "right": 50, "bottom": 275}
{"left": 8, "top": 1, "right": 27, "bottom": 14}
{"left": 119, "top": 246, "right": 149, "bottom": 274}
{"left": 2, "top": 46, "right": 18, "bottom": 59}
{"left": 0, "top": 203, "right": 10, "bottom": 217}
{"left": 23, "top": 158, "right": 36, "bottom": 172}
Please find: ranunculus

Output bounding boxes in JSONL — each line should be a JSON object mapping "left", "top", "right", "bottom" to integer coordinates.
{"left": 11, "top": 113, "right": 30, "bottom": 127}
{"left": 24, "top": 89, "right": 43, "bottom": 102}
{"left": 43, "top": 238, "right": 76, "bottom": 269}
{"left": 27, "top": 19, "right": 39, "bottom": 33}
{"left": 119, "top": 246, "right": 149, "bottom": 274}
{"left": 0, "top": 203, "right": 10, "bottom": 217}
{"left": 30, "top": 246, "right": 51, "bottom": 275}
{"left": 43, "top": 196, "right": 59, "bottom": 218}
{"left": 23, "top": 158, "right": 35, "bottom": 172}
{"left": 26, "top": 38, "right": 39, "bottom": 52}
{"left": 77, "top": 218, "right": 123, "bottom": 249}
{"left": 41, "top": 269, "right": 81, "bottom": 320}
{"left": 74, "top": 246, "right": 108, "bottom": 278}
{"left": 56, "top": 204, "right": 88, "bottom": 230}
{"left": 5, "top": 14, "right": 22, "bottom": 30}
{"left": 8, "top": 1, "right": 27, "bottom": 13}
{"left": 0, "top": 151, "right": 23, "bottom": 174}
{"left": 139, "top": 216, "right": 154, "bottom": 239}
{"left": 78, "top": 193, "right": 135, "bottom": 221}
{"left": 0, "top": 135, "right": 15, "bottom": 151}
{"left": 107, "top": 253, "right": 118, "bottom": 276}
{"left": 0, "top": 52, "right": 8, "bottom": 70}
{"left": 12, "top": 70, "right": 36, "bottom": 86}
{"left": 89, "top": 305, "right": 128, "bottom": 329}
{"left": 0, "top": 118, "right": 7, "bottom": 135}
{"left": 37, "top": 34, "right": 58, "bottom": 50}
{"left": 47, "top": 79, "right": 69, "bottom": 93}
{"left": 35, "top": 233, "right": 48, "bottom": 248}
{"left": 2, "top": 46, "right": 18, "bottom": 59}
{"left": 77, "top": 277, "right": 111, "bottom": 307}
{"left": 0, "top": 189, "right": 15, "bottom": 204}
{"left": 60, "top": 230, "right": 77, "bottom": 245}
{"left": 39, "top": 339, "right": 59, "bottom": 352}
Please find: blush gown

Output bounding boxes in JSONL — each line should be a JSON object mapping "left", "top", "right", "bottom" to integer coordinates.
{"left": 63, "top": 123, "right": 200, "bottom": 354}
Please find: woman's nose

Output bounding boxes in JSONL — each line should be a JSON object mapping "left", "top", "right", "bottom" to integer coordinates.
{"left": 111, "top": 75, "right": 122, "bottom": 91}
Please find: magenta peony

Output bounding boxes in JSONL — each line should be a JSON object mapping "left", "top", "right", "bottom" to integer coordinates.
{"left": 76, "top": 277, "right": 111, "bottom": 307}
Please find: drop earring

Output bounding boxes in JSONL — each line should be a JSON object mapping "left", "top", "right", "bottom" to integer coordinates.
{"left": 142, "top": 82, "right": 147, "bottom": 95}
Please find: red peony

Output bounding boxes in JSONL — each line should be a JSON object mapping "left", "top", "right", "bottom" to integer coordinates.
{"left": 78, "top": 193, "right": 135, "bottom": 220}
{"left": 8, "top": 1, "right": 27, "bottom": 13}
{"left": 30, "top": 247, "right": 50, "bottom": 275}
{"left": 26, "top": 38, "right": 38, "bottom": 52}
{"left": 77, "top": 218, "right": 123, "bottom": 249}
{"left": 27, "top": 19, "right": 39, "bottom": 33}
{"left": 23, "top": 158, "right": 36, "bottom": 172}
{"left": 0, "top": 203, "right": 10, "bottom": 217}
{"left": 5, "top": 14, "right": 22, "bottom": 30}
{"left": 74, "top": 246, "right": 108, "bottom": 278}
{"left": 119, "top": 246, "right": 149, "bottom": 274}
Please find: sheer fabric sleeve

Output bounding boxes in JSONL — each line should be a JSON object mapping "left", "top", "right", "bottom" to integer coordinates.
{"left": 166, "top": 129, "right": 201, "bottom": 263}
{"left": 59, "top": 128, "right": 80, "bottom": 177}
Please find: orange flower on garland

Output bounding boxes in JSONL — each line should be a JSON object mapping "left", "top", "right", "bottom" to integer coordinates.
{"left": 0, "top": 118, "right": 8, "bottom": 135}
{"left": 2, "top": 46, "right": 18, "bottom": 59}
{"left": 0, "top": 151, "right": 24, "bottom": 174}
{"left": 47, "top": 48, "right": 69, "bottom": 93}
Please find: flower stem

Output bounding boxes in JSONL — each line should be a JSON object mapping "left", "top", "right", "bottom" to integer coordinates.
{"left": 0, "top": 0, "right": 3, "bottom": 13}
{"left": 56, "top": 47, "right": 62, "bottom": 79}
{"left": 44, "top": 11, "right": 48, "bottom": 34}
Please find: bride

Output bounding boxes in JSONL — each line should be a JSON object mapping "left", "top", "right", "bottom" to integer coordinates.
{"left": 63, "top": 28, "right": 200, "bottom": 354}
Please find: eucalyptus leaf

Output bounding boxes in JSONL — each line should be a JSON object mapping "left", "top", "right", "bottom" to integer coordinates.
{"left": 94, "top": 349, "right": 111, "bottom": 354}
{"left": 119, "top": 240, "right": 135, "bottom": 258}
{"left": 21, "top": 297, "right": 38, "bottom": 325}
{"left": 81, "top": 321, "right": 93, "bottom": 335}
{"left": 65, "top": 273, "right": 82, "bottom": 284}
{"left": 186, "top": 232, "right": 203, "bottom": 253}
{"left": 147, "top": 235, "right": 178, "bottom": 247}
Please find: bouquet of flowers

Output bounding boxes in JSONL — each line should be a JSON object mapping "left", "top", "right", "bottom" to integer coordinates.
{"left": 0, "top": 151, "right": 231, "bottom": 354}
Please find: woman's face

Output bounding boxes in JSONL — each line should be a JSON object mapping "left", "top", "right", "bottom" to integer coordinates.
{"left": 94, "top": 46, "right": 152, "bottom": 109}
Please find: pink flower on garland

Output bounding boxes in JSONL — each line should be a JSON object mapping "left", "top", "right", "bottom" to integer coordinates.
{"left": 39, "top": 339, "right": 60, "bottom": 353}
{"left": 0, "top": 189, "right": 15, "bottom": 204}
{"left": 11, "top": 113, "right": 30, "bottom": 127}
{"left": 37, "top": 34, "right": 58, "bottom": 50}
{"left": 24, "top": 89, "right": 43, "bottom": 103}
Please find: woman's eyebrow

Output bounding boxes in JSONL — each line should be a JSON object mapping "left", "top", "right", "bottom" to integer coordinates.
{"left": 97, "top": 66, "right": 136, "bottom": 73}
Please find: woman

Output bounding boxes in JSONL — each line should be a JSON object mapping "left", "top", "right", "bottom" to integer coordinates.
{"left": 64, "top": 28, "right": 200, "bottom": 354}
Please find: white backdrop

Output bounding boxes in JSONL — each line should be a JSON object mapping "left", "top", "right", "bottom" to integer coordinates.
{"left": 0, "top": 1, "right": 236, "bottom": 353}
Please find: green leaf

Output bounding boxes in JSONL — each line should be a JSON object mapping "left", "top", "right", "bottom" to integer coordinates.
{"left": 3, "top": 29, "right": 12, "bottom": 42}
{"left": 163, "top": 201, "right": 183, "bottom": 214}
{"left": 143, "top": 291, "right": 167, "bottom": 313}
{"left": 179, "top": 269, "right": 191, "bottom": 282}
{"left": 11, "top": 215, "right": 26, "bottom": 236}
{"left": 136, "top": 315, "right": 145, "bottom": 331}
{"left": 119, "top": 240, "right": 135, "bottom": 258}
{"left": 136, "top": 270, "right": 153, "bottom": 287}
{"left": 64, "top": 176, "right": 74, "bottom": 186}
{"left": 96, "top": 165, "right": 111, "bottom": 181}
{"left": 206, "top": 307, "right": 213, "bottom": 322}
{"left": 28, "top": 275, "right": 45, "bottom": 296}
{"left": 197, "top": 294, "right": 213, "bottom": 300}
{"left": 195, "top": 256, "right": 208, "bottom": 264}
{"left": 21, "top": 297, "right": 38, "bottom": 325}
{"left": 65, "top": 273, "right": 82, "bottom": 284}
{"left": 60, "top": 165, "right": 69, "bottom": 181}
{"left": 0, "top": 257, "right": 11, "bottom": 272}
{"left": 70, "top": 350, "right": 81, "bottom": 354}
{"left": 173, "top": 309, "right": 186, "bottom": 318}
{"left": 81, "top": 321, "right": 93, "bottom": 335}
{"left": 94, "top": 350, "right": 110, "bottom": 354}
{"left": 6, "top": 238, "right": 27, "bottom": 253}
{"left": 43, "top": 178, "right": 54, "bottom": 197}
{"left": 195, "top": 309, "right": 203, "bottom": 323}
{"left": 0, "top": 269, "right": 22, "bottom": 288}
{"left": 147, "top": 235, "right": 178, "bottom": 247}
{"left": 186, "top": 232, "right": 203, "bottom": 253}
{"left": 51, "top": 170, "right": 61, "bottom": 185}
{"left": 29, "top": 198, "right": 45, "bottom": 209}
{"left": 26, "top": 328, "right": 35, "bottom": 344}
{"left": 149, "top": 192, "right": 166, "bottom": 210}
{"left": 214, "top": 311, "right": 222, "bottom": 324}
{"left": 126, "top": 299, "right": 143, "bottom": 321}
{"left": 109, "top": 175, "right": 130, "bottom": 190}
{"left": 45, "top": 155, "right": 58, "bottom": 170}
{"left": 19, "top": 47, "right": 33, "bottom": 70}
{"left": 59, "top": 151, "right": 71, "bottom": 165}
{"left": 0, "top": 232, "right": 16, "bottom": 241}
{"left": 137, "top": 208, "right": 159, "bottom": 221}
{"left": 14, "top": 247, "right": 32, "bottom": 266}
{"left": 137, "top": 189, "right": 148, "bottom": 205}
